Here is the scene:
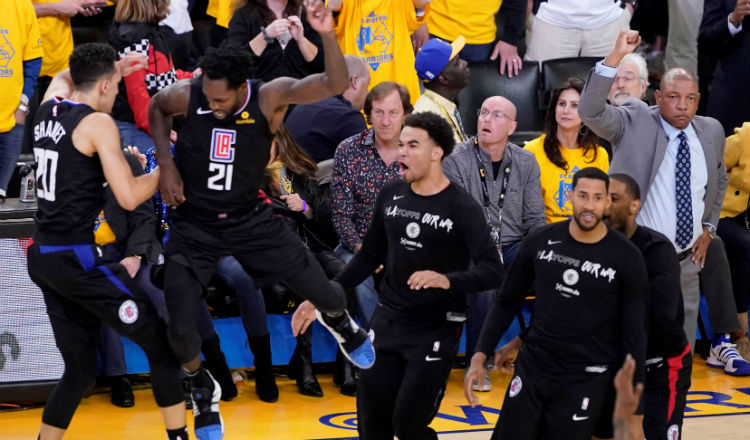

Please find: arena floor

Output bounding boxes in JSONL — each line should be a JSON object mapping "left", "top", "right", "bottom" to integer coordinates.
{"left": 2, "top": 356, "right": 748, "bottom": 439}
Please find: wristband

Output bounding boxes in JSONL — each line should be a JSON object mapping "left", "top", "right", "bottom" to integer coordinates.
{"left": 302, "top": 200, "right": 307, "bottom": 212}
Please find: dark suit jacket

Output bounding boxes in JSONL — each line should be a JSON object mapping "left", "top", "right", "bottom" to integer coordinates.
{"left": 699, "top": 0, "right": 750, "bottom": 135}
{"left": 578, "top": 69, "right": 728, "bottom": 228}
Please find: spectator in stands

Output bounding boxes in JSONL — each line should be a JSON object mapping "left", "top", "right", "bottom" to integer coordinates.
{"left": 443, "top": 95, "right": 545, "bottom": 392}
{"left": 328, "top": 0, "right": 429, "bottom": 105}
{"left": 719, "top": 122, "right": 750, "bottom": 360}
{"left": 160, "top": 0, "right": 198, "bottom": 71}
{"left": 109, "top": 0, "right": 197, "bottom": 153}
{"left": 0, "top": 0, "right": 41, "bottom": 204}
{"left": 413, "top": 37, "right": 471, "bottom": 144}
{"left": 331, "top": 81, "right": 412, "bottom": 328}
{"left": 608, "top": 53, "right": 648, "bottom": 105}
{"left": 206, "top": 0, "right": 233, "bottom": 46}
{"left": 227, "top": 0, "right": 324, "bottom": 82}
{"left": 524, "top": 0, "right": 634, "bottom": 63}
{"left": 25, "top": 0, "right": 102, "bottom": 155}
{"left": 664, "top": 0, "right": 702, "bottom": 75}
{"left": 285, "top": 55, "right": 370, "bottom": 163}
{"left": 424, "top": 0, "right": 526, "bottom": 77}
{"left": 698, "top": 0, "right": 749, "bottom": 136}
{"left": 525, "top": 77, "right": 609, "bottom": 223}
{"left": 578, "top": 30, "right": 750, "bottom": 377}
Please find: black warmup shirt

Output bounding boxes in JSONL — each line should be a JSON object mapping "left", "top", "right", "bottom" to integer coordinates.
{"left": 32, "top": 98, "right": 102, "bottom": 244}
{"left": 476, "top": 221, "right": 649, "bottom": 383}
{"left": 173, "top": 78, "right": 273, "bottom": 223}
{"left": 630, "top": 226, "right": 688, "bottom": 358}
{"left": 336, "top": 180, "right": 505, "bottom": 324}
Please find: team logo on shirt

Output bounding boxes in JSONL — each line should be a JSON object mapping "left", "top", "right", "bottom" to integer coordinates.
{"left": 667, "top": 424, "right": 679, "bottom": 440}
{"left": 236, "top": 111, "right": 255, "bottom": 125}
{"left": 118, "top": 300, "right": 139, "bottom": 324}
{"left": 210, "top": 128, "right": 236, "bottom": 163}
{"left": 581, "top": 397, "right": 589, "bottom": 410}
{"left": 509, "top": 376, "right": 522, "bottom": 397}
{"left": 563, "top": 269, "right": 579, "bottom": 286}
{"left": 406, "top": 222, "right": 421, "bottom": 239}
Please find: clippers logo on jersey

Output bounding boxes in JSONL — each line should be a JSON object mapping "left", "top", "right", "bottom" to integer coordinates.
{"left": 509, "top": 376, "right": 522, "bottom": 397}
{"left": 118, "top": 300, "right": 139, "bottom": 324}
{"left": 210, "top": 128, "right": 236, "bottom": 163}
{"left": 667, "top": 424, "right": 679, "bottom": 440}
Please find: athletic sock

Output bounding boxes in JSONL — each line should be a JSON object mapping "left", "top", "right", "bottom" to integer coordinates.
{"left": 167, "top": 426, "right": 189, "bottom": 440}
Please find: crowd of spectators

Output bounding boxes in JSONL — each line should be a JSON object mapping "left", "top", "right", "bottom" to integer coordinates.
{"left": 2, "top": 0, "right": 749, "bottom": 421}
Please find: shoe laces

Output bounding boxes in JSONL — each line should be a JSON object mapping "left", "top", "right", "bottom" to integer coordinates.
{"left": 715, "top": 342, "right": 744, "bottom": 363}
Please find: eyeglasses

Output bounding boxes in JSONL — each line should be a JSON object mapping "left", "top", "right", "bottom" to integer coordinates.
{"left": 477, "top": 109, "right": 511, "bottom": 121}
{"left": 614, "top": 75, "right": 639, "bottom": 84}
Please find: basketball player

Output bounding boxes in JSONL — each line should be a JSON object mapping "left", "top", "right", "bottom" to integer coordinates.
{"left": 465, "top": 167, "right": 649, "bottom": 440}
{"left": 27, "top": 43, "right": 194, "bottom": 440}
{"left": 147, "top": 1, "right": 375, "bottom": 424}
{"left": 306, "top": 112, "right": 504, "bottom": 439}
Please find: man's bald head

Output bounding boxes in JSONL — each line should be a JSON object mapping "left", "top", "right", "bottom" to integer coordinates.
{"left": 343, "top": 55, "right": 371, "bottom": 111}
{"left": 477, "top": 95, "right": 518, "bottom": 147}
{"left": 345, "top": 55, "right": 369, "bottom": 80}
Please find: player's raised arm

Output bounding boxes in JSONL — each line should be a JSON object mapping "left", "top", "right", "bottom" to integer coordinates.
{"left": 259, "top": 0, "right": 348, "bottom": 132}
{"left": 148, "top": 79, "right": 192, "bottom": 206}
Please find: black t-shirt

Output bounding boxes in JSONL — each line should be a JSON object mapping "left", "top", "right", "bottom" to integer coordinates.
{"left": 32, "top": 98, "right": 102, "bottom": 244}
{"left": 630, "top": 226, "right": 688, "bottom": 358}
{"left": 476, "top": 221, "right": 648, "bottom": 383}
{"left": 336, "top": 180, "right": 505, "bottom": 324}
{"left": 492, "top": 160, "right": 502, "bottom": 179}
{"left": 173, "top": 78, "right": 273, "bottom": 223}
{"left": 226, "top": 7, "right": 324, "bottom": 82}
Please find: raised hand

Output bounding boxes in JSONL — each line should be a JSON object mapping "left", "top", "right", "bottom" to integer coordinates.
{"left": 605, "top": 30, "right": 642, "bottom": 67}
{"left": 304, "top": 0, "right": 334, "bottom": 34}
{"left": 730, "top": 0, "right": 750, "bottom": 27}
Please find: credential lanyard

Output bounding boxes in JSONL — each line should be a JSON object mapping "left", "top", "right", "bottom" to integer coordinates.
{"left": 473, "top": 138, "right": 511, "bottom": 212}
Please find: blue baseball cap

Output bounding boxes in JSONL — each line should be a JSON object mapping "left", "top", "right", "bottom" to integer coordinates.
{"left": 414, "top": 36, "right": 466, "bottom": 81}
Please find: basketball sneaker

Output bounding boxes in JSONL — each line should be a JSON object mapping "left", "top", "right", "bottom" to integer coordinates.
{"left": 707, "top": 334, "right": 750, "bottom": 376}
{"left": 190, "top": 368, "right": 224, "bottom": 440}
{"left": 316, "top": 309, "right": 375, "bottom": 369}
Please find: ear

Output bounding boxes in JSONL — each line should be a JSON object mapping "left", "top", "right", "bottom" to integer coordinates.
{"left": 653, "top": 89, "right": 661, "bottom": 103}
{"left": 630, "top": 199, "right": 641, "bottom": 215}
{"left": 431, "top": 146, "right": 444, "bottom": 161}
{"left": 99, "top": 78, "right": 110, "bottom": 95}
{"left": 507, "top": 120, "right": 518, "bottom": 136}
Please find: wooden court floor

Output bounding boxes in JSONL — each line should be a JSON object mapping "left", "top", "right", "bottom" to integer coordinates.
{"left": 2, "top": 355, "right": 748, "bottom": 439}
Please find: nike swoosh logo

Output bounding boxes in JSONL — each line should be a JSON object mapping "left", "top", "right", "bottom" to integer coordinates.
{"left": 547, "top": 240, "right": 562, "bottom": 245}
{"left": 393, "top": 195, "right": 405, "bottom": 200}
{"left": 572, "top": 414, "right": 589, "bottom": 421}
{"left": 425, "top": 355, "right": 442, "bottom": 362}
{"left": 196, "top": 108, "right": 213, "bottom": 115}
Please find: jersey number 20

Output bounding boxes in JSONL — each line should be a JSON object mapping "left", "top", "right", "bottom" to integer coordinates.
{"left": 208, "top": 128, "right": 236, "bottom": 191}
{"left": 33, "top": 148, "right": 59, "bottom": 202}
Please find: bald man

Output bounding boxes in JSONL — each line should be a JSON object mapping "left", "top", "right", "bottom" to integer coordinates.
{"left": 286, "top": 55, "right": 371, "bottom": 162}
{"left": 579, "top": 30, "right": 750, "bottom": 378}
{"left": 443, "top": 95, "right": 545, "bottom": 391}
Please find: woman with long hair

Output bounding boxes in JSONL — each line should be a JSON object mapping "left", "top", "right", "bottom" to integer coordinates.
{"left": 227, "top": 0, "right": 324, "bottom": 82}
{"left": 525, "top": 77, "right": 610, "bottom": 223}
{"left": 109, "top": 0, "right": 197, "bottom": 152}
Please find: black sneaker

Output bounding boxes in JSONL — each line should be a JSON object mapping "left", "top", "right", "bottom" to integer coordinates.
{"left": 315, "top": 309, "right": 375, "bottom": 369}
{"left": 190, "top": 368, "right": 223, "bottom": 440}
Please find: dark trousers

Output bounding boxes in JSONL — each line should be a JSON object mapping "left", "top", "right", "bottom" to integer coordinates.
{"left": 717, "top": 214, "right": 750, "bottom": 312}
{"left": 700, "top": 237, "right": 741, "bottom": 333}
{"left": 357, "top": 311, "right": 462, "bottom": 440}
{"left": 491, "top": 350, "right": 613, "bottom": 440}
{"left": 643, "top": 344, "right": 692, "bottom": 440}
{"left": 27, "top": 243, "right": 183, "bottom": 429}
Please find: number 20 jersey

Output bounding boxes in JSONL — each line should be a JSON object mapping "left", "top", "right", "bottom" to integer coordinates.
{"left": 173, "top": 77, "right": 273, "bottom": 221}
{"left": 32, "top": 98, "right": 103, "bottom": 244}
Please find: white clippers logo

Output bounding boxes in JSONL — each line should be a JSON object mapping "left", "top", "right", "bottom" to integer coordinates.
{"left": 509, "top": 376, "right": 522, "bottom": 397}
{"left": 563, "top": 269, "right": 579, "bottom": 286}
{"left": 119, "top": 300, "right": 139, "bottom": 324}
{"left": 406, "top": 222, "right": 421, "bottom": 239}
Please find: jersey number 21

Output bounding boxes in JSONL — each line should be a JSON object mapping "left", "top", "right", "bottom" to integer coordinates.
{"left": 208, "top": 128, "right": 236, "bottom": 191}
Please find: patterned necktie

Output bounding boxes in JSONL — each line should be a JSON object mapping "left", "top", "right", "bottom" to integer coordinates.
{"left": 675, "top": 131, "right": 693, "bottom": 249}
{"left": 453, "top": 108, "right": 467, "bottom": 142}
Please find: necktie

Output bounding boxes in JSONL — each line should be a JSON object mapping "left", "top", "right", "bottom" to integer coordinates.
{"left": 675, "top": 131, "right": 693, "bottom": 249}
{"left": 453, "top": 108, "right": 467, "bottom": 142}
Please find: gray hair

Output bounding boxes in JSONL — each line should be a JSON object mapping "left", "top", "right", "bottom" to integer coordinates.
{"left": 620, "top": 53, "right": 648, "bottom": 84}
{"left": 344, "top": 55, "right": 369, "bottom": 80}
{"left": 661, "top": 67, "right": 698, "bottom": 89}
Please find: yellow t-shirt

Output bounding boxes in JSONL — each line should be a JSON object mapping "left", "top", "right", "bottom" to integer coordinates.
{"left": 207, "top": 0, "right": 240, "bottom": 29}
{"left": 0, "top": 0, "right": 43, "bottom": 132}
{"left": 32, "top": 0, "right": 73, "bottom": 78}
{"left": 525, "top": 134, "right": 610, "bottom": 224}
{"left": 334, "top": 0, "right": 428, "bottom": 105}
{"left": 428, "top": 0, "right": 502, "bottom": 45}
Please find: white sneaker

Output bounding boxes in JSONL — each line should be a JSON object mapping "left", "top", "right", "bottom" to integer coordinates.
{"left": 707, "top": 335, "right": 750, "bottom": 377}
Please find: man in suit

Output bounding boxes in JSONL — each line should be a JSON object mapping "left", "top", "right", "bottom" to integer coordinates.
{"left": 579, "top": 30, "right": 750, "bottom": 377}
{"left": 699, "top": 0, "right": 750, "bottom": 136}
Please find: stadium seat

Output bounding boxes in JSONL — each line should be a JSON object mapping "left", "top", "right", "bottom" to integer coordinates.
{"left": 539, "top": 56, "right": 600, "bottom": 110}
{"left": 457, "top": 60, "right": 543, "bottom": 144}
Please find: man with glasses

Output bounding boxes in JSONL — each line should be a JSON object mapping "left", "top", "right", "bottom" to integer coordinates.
{"left": 443, "top": 95, "right": 545, "bottom": 391}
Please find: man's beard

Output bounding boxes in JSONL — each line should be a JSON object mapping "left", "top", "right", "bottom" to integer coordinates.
{"left": 573, "top": 210, "right": 602, "bottom": 231}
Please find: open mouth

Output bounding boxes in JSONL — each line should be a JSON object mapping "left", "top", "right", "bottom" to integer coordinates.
{"left": 580, "top": 212, "right": 596, "bottom": 223}
{"left": 398, "top": 161, "right": 408, "bottom": 177}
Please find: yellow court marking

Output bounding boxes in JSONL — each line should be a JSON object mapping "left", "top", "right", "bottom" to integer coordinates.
{"left": 1, "top": 357, "right": 748, "bottom": 439}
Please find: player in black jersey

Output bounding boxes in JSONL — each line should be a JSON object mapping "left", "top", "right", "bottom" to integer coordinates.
{"left": 290, "top": 112, "right": 504, "bottom": 439}
{"left": 26, "top": 44, "right": 195, "bottom": 440}
{"left": 147, "top": 0, "right": 375, "bottom": 412}
{"left": 465, "top": 167, "right": 649, "bottom": 440}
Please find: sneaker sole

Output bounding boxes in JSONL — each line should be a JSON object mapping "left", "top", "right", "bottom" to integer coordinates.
{"left": 315, "top": 310, "right": 375, "bottom": 370}
{"left": 193, "top": 372, "right": 224, "bottom": 440}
